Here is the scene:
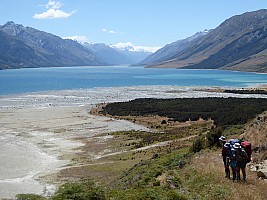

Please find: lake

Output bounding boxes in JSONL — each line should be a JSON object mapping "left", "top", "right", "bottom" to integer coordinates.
{"left": 1, "top": 66, "right": 267, "bottom": 95}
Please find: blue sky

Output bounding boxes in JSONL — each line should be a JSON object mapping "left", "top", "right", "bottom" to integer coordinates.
{"left": 1, "top": 0, "right": 267, "bottom": 51}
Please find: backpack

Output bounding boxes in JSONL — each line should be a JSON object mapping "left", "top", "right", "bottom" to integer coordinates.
{"left": 241, "top": 141, "right": 252, "bottom": 162}
{"left": 225, "top": 139, "right": 240, "bottom": 159}
{"left": 224, "top": 142, "right": 234, "bottom": 158}
{"left": 229, "top": 139, "right": 240, "bottom": 145}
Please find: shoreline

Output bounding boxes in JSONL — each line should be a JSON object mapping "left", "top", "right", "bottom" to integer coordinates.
{"left": 1, "top": 81, "right": 267, "bottom": 99}
{"left": 1, "top": 85, "right": 267, "bottom": 108}
{"left": 1, "top": 85, "right": 267, "bottom": 199}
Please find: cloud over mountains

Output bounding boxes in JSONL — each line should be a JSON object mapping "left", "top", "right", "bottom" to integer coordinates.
{"left": 111, "top": 42, "right": 161, "bottom": 53}
{"left": 63, "top": 36, "right": 91, "bottom": 44}
{"left": 33, "top": 0, "right": 76, "bottom": 19}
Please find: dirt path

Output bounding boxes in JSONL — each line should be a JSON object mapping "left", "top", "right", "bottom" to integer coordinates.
{"left": 133, "top": 135, "right": 197, "bottom": 151}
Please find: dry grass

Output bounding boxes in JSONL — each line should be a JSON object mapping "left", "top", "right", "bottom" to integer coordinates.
{"left": 186, "top": 150, "right": 267, "bottom": 200}
{"left": 241, "top": 112, "right": 267, "bottom": 146}
{"left": 57, "top": 132, "right": 167, "bottom": 185}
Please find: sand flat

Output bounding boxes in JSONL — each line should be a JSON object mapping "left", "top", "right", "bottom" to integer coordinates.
{"left": 0, "top": 102, "right": 149, "bottom": 198}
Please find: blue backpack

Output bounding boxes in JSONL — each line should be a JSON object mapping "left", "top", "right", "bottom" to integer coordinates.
{"left": 224, "top": 139, "right": 240, "bottom": 158}
{"left": 229, "top": 139, "right": 240, "bottom": 145}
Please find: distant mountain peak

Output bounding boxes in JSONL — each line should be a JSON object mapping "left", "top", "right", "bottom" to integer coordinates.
{"left": 83, "top": 42, "right": 152, "bottom": 65}
{"left": 2, "top": 21, "right": 23, "bottom": 28}
{"left": 111, "top": 42, "right": 161, "bottom": 53}
{"left": 1, "top": 21, "right": 30, "bottom": 37}
{"left": 3, "top": 21, "right": 15, "bottom": 25}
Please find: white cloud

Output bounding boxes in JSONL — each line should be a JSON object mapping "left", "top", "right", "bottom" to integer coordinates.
{"left": 33, "top": 0, "right": 76, "bottom": 19}
{"left": 46, "top": 0, "right": 63, "bottom": 9}
{"left": 109, "top": 30, "right": 117, "bottom": 34}
{"left": 111, "top": 42, "right": 161, "bottom": 53}
{"left": 33, "top": 9, "right": 75, "bottom": 19}
{"left": 63, "top": 35, "right": 90, "bottom": 44}
{"left": 111, "top": 42, "right": 134, "bottom": 49}
{"left": 102, "top": 28, "right": 124, "bottom": 34}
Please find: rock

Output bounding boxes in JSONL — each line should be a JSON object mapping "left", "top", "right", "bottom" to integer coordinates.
{"left": 257, "top": 171, "right": 267, "bottom": 179}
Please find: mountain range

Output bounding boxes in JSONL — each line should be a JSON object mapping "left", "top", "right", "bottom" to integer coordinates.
{"left": 140, "top": 9, "right": 267, "bottom": 73}
{"left": 1, "top": 9, "right": 267, "bottom": 73}
{"left": 0, "top": 21, "right": 106, "bottom": 69}
{"left": 0, "top": 22, "right": 151, "bottom": 70}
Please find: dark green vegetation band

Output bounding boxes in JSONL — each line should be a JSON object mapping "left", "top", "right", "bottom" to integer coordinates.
{"left": 103, "top": 98, "right": 267, "bottom": 127}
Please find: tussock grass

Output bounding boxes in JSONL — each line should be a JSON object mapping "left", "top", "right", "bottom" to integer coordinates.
{"left": 184, "top": 150, "right": 267, "bottom": 200}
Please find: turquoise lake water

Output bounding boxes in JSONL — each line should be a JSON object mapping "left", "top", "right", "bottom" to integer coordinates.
{"left": 0, "top": 66, "right": 267, "bottom": 95}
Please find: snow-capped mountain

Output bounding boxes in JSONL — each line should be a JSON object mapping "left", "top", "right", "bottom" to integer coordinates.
{"left": 83, "top": 42, "right": 154, "bottom": 65}
{"left": 110, "top": 42, "right": 161, "bottom": 53}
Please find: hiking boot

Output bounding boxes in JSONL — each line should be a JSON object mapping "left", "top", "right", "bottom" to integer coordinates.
{"left": 225, "top": 169, "right": 230, "bottom": 178}
{"left": 236, "top": 175, "right": 241, "bottom": 182}
{"left": 232, "top": 175, "right": 236, "bottom": 182}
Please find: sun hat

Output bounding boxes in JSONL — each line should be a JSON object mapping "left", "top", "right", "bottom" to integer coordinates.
{"left": 219, "top": 136, "right": 226, "bottom": 142}
{"left": 224, "top": 142, "right": 230, "bottom": 148}
{"left": 233, "top": 143, "right": 241, "bottom": 149}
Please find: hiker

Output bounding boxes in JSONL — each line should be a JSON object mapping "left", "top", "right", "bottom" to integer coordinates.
{"left": 233, "top": 143, "right": 249, "bottom": 181}
{"left": 225, "top": 142, "right": 237, "bottom": 181}
{"left": 219, "top": 136, "right": 230, "bottom": 178}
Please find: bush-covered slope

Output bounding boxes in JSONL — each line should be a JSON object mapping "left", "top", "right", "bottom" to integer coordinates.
{"left": 103, "top": 98, "right": 267, "bottom": 127}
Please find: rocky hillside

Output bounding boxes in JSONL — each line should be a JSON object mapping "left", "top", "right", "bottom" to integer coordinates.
{"left": 146, "top": 9, "right": 267, "bottom": 73}
{"left": 137, "top": 30, "right": 208, "bottom": 66}
{"left": 0, "top": 22, "right": 106, "bottom": 70}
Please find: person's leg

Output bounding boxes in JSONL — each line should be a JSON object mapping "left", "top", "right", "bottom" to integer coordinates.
{"left": 225, "top": 167, "right": 230, "bottom": 178}
{"left": 241, "top": 167, "right": 246, "bottom": 181}
{"left": 236, "top": 166, "right": 241, "bottom": 181}
{"left": 231, "top": 167, "right": 236, "bottom": 181}
{"left": 223, "top": 156, "right": 230, "bottom": 178}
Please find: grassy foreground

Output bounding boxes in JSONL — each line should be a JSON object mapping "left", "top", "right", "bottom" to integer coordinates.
{"left": 16, "top": 98, "right": 267, "bottom": 200}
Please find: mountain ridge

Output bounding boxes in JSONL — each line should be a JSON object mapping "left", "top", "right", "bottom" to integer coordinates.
{"left": 0, "top": 21, "right": 106, "bottom": 70}
{"left": 144, "top": 9, "right": 267, "bottom": 73}
{"left": 136, "top": 30, "right": 209, "bottom": 66}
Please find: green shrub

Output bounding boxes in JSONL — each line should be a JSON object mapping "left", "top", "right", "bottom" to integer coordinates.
{"left": 209, "top": 185, "right": 229, "bottom": 199}
{"left": 15, "top": 194, "right": 46, "bottom": 200}
{"left": 166, "top": 173, "right": 182, "bottom": 189}
{"left": 152, "top": 180, "right": 161, "bottom": 186}
{"left": 51, "top": 181, "right": 105, "bottom": 200}
{"left": 206, "top": 126, "right": 223, "bottom": 147}
{"left": 166, "top": 190, "right": 188, "bottom": 200}
{"left": 191, "top": 136, "right": 205, "bottom": 153}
